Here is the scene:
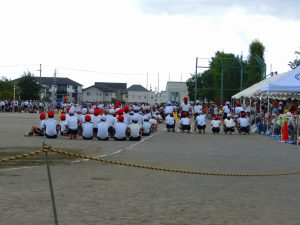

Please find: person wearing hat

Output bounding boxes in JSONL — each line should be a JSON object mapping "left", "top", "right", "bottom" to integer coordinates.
{"left": 165, "top": 113, "right": 176, "bottom": 132}
{"left": 26, "top": 113, "right": 46, "bottom": 136}
{"left": 97, "top": 115, "right": 110, "bottom": 141}
{"left": 81, "top": 114, "right": 94, "bottom": 140}
{"left": 237, "top": 111, "right": 250, "bottom": 134}
{"left": 234, "top": 101, "right": 244, "bottom": 116}
{"left": 58, "top": 114, "right": 68, "bottom": 136}
{"left": 107, "top": 108, "right": 117, "bottom": 138}
{"left": 66, "top": 108, "right": 79, "bottom": 139}
{"left": 222, "top": 101, "right": 231, "bottom": 120}
{"left": 180, "top": 96, "right": 191, "bottom": 115}
{"left": 142, "top": 116, "right": 152, "bottom": 136}
{"left": 127, "top": 116, "right": 142, "bottom": 141}
{"left": 195, "top": 111, "right": 206, "bottom": 134}
{"left": 165, "top": 101, "right": 174, "bottom": 115}
{"left": 179, "top": 111, "right": 191, "bottom": 133}
{"left": 287, "top": 111, "right": 296, "bottom": 143}
{"left": 223, "top": 113, "right": 235, "bottom": 134}
{"left": 211, "top": 115, "right": 222, "bottom": 134}
{"left": 44, "top": 111, "right": 59, "bottom": 138}
{"left": 193, "top": 100, "right": 203, "bottom": 131}
{"left": 113, "top": 115, "right": 128, "bottom": 141}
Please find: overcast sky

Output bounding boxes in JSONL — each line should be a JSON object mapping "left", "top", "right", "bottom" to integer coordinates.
{"left": 0, "top": 0, "right": 299, "bottom": 91}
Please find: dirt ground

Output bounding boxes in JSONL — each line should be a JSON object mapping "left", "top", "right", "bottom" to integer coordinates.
{"left": 1, "top": 112, "right": 300, "bottom": 225}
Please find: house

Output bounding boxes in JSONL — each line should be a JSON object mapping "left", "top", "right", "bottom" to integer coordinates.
{"left": 166, "top": 81, "right": 188, "bottom": 103}
{"left": 83, "top": 82, "right": 127, "bottom": 103}
{"left": 37, "top": 77, "right": 83, "bottom": 103}
{"left": 123, "top": 84, "right": 157, "bottom": 105}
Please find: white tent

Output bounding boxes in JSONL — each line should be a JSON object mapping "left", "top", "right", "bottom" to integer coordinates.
{"left": 231, "top": 70, "right": 289, "bottom": 99}
{"left": 232, "top": 66, "right": 300, "bottom": 99}
{"left": 261, "top": 66, "right": 300, "bottom": 93}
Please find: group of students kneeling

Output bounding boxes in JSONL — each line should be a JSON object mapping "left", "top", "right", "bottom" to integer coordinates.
{"left": 163, "top": 110, "right": 250, "bottom": 135}
{"left": 27, "top": 110, "right": 157, "bottom": 141}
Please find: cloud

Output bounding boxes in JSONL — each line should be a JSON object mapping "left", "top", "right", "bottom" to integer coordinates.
{"left": 135, "top": 0, "right": 300, "bottom": 20}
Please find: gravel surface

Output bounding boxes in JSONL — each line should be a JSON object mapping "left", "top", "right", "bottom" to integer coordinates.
{"left": 1, "top": 112, "right": 300, "bottom": 225}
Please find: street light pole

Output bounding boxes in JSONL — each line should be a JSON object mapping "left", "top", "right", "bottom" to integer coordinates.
{"left": 195, "top": 57, "right": 198, "bottom": 102}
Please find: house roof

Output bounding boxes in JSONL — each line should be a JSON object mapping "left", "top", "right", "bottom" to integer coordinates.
{"left": 94, "top": 82, "right": 127, "bottom": 92}
{"left": 127, "top": 84, "right": 148, "bottom": 92}
{"left": 36, "top": 77, "right": 83, "bottom": 86}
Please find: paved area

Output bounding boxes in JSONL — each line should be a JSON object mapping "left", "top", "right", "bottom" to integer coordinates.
{"left": 1, "top": 112, "right": 300, "bottom": 225}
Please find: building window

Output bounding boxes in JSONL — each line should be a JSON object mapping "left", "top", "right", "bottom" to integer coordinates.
{"left": 144, "top": 96, "right": 147, "bottom": 99}
{"left": 87, "top": 92, "right": 89, "bottom": 96}
{"left": 106, "top": 93, "right": 108, "bottom": 96}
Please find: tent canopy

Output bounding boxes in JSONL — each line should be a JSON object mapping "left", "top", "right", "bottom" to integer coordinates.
{"left": 232, "top": 66, "right": 300, "bottom": 99}
{"left": 261, "top": 66, "right": 300, "bottom": 92}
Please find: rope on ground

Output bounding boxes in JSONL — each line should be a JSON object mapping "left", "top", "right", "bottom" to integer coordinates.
{"left": 0, "top": 149, "right": 44, "bottom": 163}
{"left": 49, "top": 147, "right": 300, "bottom": 177}
{"left": 1, "top": 145, "right": 300, "bottom": 177}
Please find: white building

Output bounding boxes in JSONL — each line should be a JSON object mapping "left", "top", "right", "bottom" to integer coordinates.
{"left": 37, "top": 77, "right": 83, "bottom": 103}
{"left": 166, "top": 81, "right": 188, "bottom": 103}
{"left": 124, "top": 85, "right": 156, "bottom": 105}
{"left": 83, "top": 82, "right": 127, "bottom": 103}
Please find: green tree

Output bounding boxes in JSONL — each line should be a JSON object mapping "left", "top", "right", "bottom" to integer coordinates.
{"left": 288, "top": 49, "right": 300, "bottom": 69}
{"left": 244, "top": 39, "right": 266, "bottom": 87}
{"left": 0, "top": 77, "right": 15, "bottom": 100}
{"left": 187, "top": 51, "right": 242, "bottom": 104}
{"left": 17, "top": 72, "right": 40, "bottom": 100}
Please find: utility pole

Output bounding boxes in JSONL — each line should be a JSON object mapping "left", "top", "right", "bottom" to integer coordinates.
{"left": 37, "top": 64, "right": 42, "bottom": 100}
{"left": 157, "top": 73, "right": 159, "bottom": 93}
{"left": 146, "top": 72, "right": 149, "bottom": 90}
{"left": 195, "top": 57, "right": 198, "bottom": 102}
{"left": 53, "top": 69, "right": 57, "bottom": 104}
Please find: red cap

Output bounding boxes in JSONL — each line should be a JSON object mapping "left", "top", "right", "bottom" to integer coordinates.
{"left": 236, "top": 102, "right": 241, "bottom": 107}
{"left": 39, "top": 113, "right": 46, "bottom": 120}
{"left": 214, "top": 116, "right": 219, "bottom": 120}
{"left": 48, "top": 111, "right": 54, "bottom": 118}
{"left": 117, "top": 109, "right": 124, "bottom": 115}
{"left": 183, "top": 96, "right": 188, "bottom": 100}
{"left": 85, "top": 114, "right": 91, "bottom": 122}
{"left": 118, "top": 115, "right": 124, "bottom": 121}
{"left": 94, "top": 109, "right": 100, "bottom": 116}
{"left": 123, "top": 105, "right": 129, "bottom": 112}
{"left": 60, "top": 114, "right": 66, "bottom": 120}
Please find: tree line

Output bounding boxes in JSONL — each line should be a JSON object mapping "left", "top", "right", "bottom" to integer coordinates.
{"left": 186, "top": 40, "right": 300, "bottom": 104}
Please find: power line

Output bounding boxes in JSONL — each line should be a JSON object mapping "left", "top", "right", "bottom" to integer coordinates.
{"left": 56, "top": 66, "right": 147, "bottom": 76}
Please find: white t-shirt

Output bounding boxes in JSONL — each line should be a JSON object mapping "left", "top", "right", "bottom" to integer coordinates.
{"left": 180, "top": 103, "right": 191, "bottom": 112}
{"left": 149, "top": 118, "right": 157, "bottom": 125}
{"left": 82, "top": 122, "right": 94, "bottom": 138}
{"left": 224, "top": 118, "right": 235, "bottom": 128}
{"left": 235, "top": 107, "right": 244, "bottom": 115}
{"left": 97, "top": 122, "right": 109, "bottom": 139}
{"left": 211, "top": 120, "right": 221, "bottom": 128}
{"left": 59, "top": 120, "right": 67, "bottom": 132}
{"left": 44, "top": 118, "right": 58, "bottom": 136}
{"left": 114, "top": 122, "right": 128, "bottom": 139}
{"left": 165, "top": 106, "right": 173, "bottom": 114}
{"left": 39, "top": 120, "right": 46, "bottom": 129}
{"left": 193, "top": 105, "right": 203, "bottom": 114}
{"left": 196, "top": 115, "right": 206, "bottom": 126}
{"left": 237, "top": 118, "right": 249, "bottom": 127}
{"left": 180, "top": 117, "right": 190, "bottom": 126}
{"left": 142, "top": 121, "right": 152, "bottom": 134}
{"left": 106, "top": 115, "right": 117, "bottom": 127}
{"left": 165, "top": 115, "right": 175, "bottom": 125}
{"left": 128, "top": 123, "right": 141, "bottom": 138}
{"left": 67, "top": 115, "right": 78, "bottom": 130}
{"left": 223, "top": 105, "right": 230, "bottom": 113}
{"left": 91, "top": 115, "right": 100, "bottom": 128}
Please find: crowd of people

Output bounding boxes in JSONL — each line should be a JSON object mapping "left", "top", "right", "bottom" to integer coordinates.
{"left": 1, "top": 96, "right": 298, "bottom": 143}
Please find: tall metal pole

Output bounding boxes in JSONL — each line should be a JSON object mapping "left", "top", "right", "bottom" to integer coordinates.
{"left": 44, "top": 143, "right": 59, "bottom": 225}
{"left": 220, "top": 59, "right": 224, "bottom": 105}
{"left": 195, "top": 57, "right": 198, "bottom": 102}
{"left": 238, "top": 56, "right": 243, "bottom": 91}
